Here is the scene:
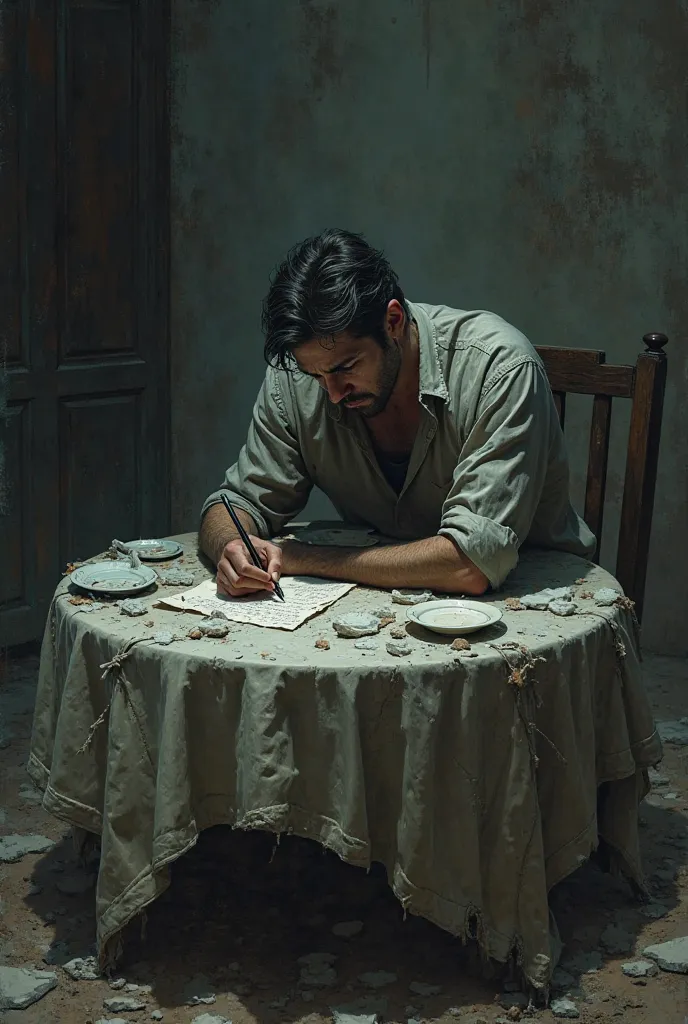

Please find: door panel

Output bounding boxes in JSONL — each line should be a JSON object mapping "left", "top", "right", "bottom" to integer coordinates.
{"left": 61, "top": 1, "right": 137, "bottom": 360}
{"left": 1, "top": 0, "right": 169, "bottom": 646}
{"left": 0, "top": 404, "right": 30, "bottom": 608}
{"left": 58, "top": 391, "right": 142, "bottom": 560}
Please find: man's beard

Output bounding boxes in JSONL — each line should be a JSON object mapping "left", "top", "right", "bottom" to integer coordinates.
{"left": 343, "top": 342, "right": 402, "bottom": 418}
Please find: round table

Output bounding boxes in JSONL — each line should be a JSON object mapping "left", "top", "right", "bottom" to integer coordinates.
{"left": 28, "top": 533, "right": 662, "bottom": 989}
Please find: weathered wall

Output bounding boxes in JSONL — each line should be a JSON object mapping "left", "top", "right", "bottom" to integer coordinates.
{"left": 170, "top": 0, "right": 687, "bottom": 654}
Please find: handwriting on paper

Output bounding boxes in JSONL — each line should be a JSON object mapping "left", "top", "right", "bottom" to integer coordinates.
{"left": 157, "top": 576, "right": 355, "bottom": 631}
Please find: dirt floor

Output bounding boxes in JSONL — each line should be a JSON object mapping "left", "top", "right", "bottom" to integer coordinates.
{"left": 0, "top": 645, "right": 686, "bottom": 1024}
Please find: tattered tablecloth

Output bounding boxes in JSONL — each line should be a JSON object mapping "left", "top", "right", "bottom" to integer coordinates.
{"left": 28, "top": 534, "right": 662, "bottom": 989}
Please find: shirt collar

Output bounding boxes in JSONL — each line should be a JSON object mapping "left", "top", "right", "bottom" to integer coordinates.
{"left": 408, "top": 300, "right": 450, "bottom": 403}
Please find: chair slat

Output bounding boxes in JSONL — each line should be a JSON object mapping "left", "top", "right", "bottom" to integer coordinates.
{"left": 536, "top": 346, "right": 606, "bottom": 370}
{"left": 584, "top": 394, "right": 613, "bottom": 561}
{"left": 616, "top": 347, "right": 668, "bottom": 620}
{"left": 536, "top": 345, "right": 635, "bottom": 396}
{"left": 545, "top": 362, "right": 635, "bottom": 397}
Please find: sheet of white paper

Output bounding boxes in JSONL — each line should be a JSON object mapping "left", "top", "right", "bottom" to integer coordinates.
{"left": 156, "top": 576, "right": 355, "bottom": 631}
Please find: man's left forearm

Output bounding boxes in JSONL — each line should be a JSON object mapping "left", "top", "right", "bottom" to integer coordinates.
{"left": 280, "top": 534, "right": 489, "bottom": 594}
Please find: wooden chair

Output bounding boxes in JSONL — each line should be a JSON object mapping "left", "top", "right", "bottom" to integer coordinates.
{"left": 535, "top": 334, "right": 668, "bottom": 623}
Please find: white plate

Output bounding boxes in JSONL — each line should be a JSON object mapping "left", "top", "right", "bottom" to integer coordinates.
{"left": 121, "top": 538, "right": 183, "bottom": 561}
{"left": 70, "top": 561, "right": 158, "bottom": 596}
{"left": 406, "top": 599, "right": 502, "bottom": 636}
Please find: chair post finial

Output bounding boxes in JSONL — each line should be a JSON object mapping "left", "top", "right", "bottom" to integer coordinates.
{"left": 643, "top": 332, "right": 668, "bottom": 353}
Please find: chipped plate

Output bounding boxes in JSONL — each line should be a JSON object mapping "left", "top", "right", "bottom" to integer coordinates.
{"left": 406, "top": 599, "right": 502, "bottom": 636}
{"left": 120, "top": 538, "right": 183, "bottom": 561}
{"left": 70, "top": 561, "right": 158, "bottom": 596}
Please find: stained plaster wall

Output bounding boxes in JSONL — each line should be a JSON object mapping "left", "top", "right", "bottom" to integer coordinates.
{"left": 170, "top": 0, "right": 687, "bottom": 655}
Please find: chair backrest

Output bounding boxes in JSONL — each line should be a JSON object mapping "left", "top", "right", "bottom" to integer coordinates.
{"left": 535, "top": 334, "right": 668, "bottom": 622}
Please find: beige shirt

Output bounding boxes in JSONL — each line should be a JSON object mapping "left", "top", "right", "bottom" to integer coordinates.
{"left": 201, "top": 301, "right": 595, "bottom": 588}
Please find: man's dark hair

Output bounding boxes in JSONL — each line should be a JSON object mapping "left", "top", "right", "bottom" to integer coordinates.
{"left": 262, "top": 229, "right": 409, "bottom": 370}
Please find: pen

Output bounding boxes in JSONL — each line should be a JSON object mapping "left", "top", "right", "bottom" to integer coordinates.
{"left": 220, "top": 493, "right": 286, "bottom": 602}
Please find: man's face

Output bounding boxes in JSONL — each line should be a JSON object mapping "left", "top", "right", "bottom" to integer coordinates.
{"left": 293, "top": 331, "right": 401, "bottom": 418}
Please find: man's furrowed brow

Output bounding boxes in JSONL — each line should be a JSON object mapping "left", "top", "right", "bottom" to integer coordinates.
{"left": 300, "top": 359, "right": 352, "bottom": 376}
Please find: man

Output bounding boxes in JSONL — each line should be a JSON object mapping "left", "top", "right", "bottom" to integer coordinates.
{"left": 200, "top": 229, "right": 595, "bottom": 598}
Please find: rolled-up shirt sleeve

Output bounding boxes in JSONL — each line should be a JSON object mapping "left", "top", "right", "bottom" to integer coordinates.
{"left": 438, "top": 360, "right": 556, "bottom": 588}
{"left": 200, "top": 368, "right": 312, "bottom": 538}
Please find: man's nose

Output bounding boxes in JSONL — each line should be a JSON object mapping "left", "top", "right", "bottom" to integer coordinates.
{"left": 324, "top": 376, "right": 351, "bottom": 404}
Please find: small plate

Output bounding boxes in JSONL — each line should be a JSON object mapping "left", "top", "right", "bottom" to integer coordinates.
{"left": 406, "top": 599, "right": 502, "bottom": 636}
{"left": 71, "top": 561, "right": 158, "bottom": 596}
{"left": 121, "top": 538, "right": 183, "bottom": 561}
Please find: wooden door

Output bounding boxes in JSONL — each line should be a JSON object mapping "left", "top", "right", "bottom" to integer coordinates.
{"left": 0, "top": 0, "right": 170, "bottom": 646}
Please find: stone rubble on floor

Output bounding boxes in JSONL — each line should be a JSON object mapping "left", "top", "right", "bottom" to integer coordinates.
{"left": 0, "top": 965, "right": 58, "bottom": 1009}
{"left": 331, "top": 1010, "right": 380, "bottom": 1024}
{"left": 642, "top": 935, "right": 688, "bottom": 973}
{"left": 62, "top": 955, "right": 100, "bottom": 980}
{"left": 656, "top": 719, "right": 688, "bottom": 745}
{"left": 550, "top": 995, "right": 580, "bottom": 1018}
{"left": 0, "top": 834, "right": 55, "bottom": 862}
{"left": 621, "top": 960, "right": 659, "bottom": 978}
{"left": 103, "top": 994, "right": 147, "bottom": 1012}
{"left": 184, "top": 972, "right": 217, "bottom": 1005}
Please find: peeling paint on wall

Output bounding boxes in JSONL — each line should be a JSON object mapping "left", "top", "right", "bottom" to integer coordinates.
{"left": 171, "top": 0, "right": 687, "bottom": 654}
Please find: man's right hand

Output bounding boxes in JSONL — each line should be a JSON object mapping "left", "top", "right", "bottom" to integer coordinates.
{"left": 216, "top": 535, "right": 283, "bottom": 598}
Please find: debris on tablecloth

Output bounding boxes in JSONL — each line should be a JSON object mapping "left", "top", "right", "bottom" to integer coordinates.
{"left": 188, "top": 617, "right": 234, "bottom": 639}
{"left": 549, "top": 599, "right": 578, "bottom": 616}
{"left": 157, "top": 568, "right": 195, "bottom": 587}
{"left": 386, "top": 640, "right": 412, "bottom": 657}
{"left": 373, "top": 606, "right": 396, "bottom": 627}
{"left": 152, "top": 631, "right": 175, "bottom": 646}
{"left": 389, "top": 626, "right": 407, "bottom": 639}
{"left": 354, "top": 638, "right": 378, "bottom": 650}
{"left": 333, "top": 613, "right": 381, "bottom": 638}
{"left": 520, "top": 587, "right": 573, "bottom": 611}
{"left": 315, "top": 638, "right": 330, "bottom": 650}
{"left": 593, "top": 587, "right": 622, "bottom": 606}
{"left": 505, "top": 597, "right": 525, "bottom": 610}
{"left": 391, "top": 589, "right": 432, "bottom": 605}
{"left": 451, "top": 638, "right": 471, "bottom": 651}
{"left": 119, "top": 599, "right": 147, "bottom": 617}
